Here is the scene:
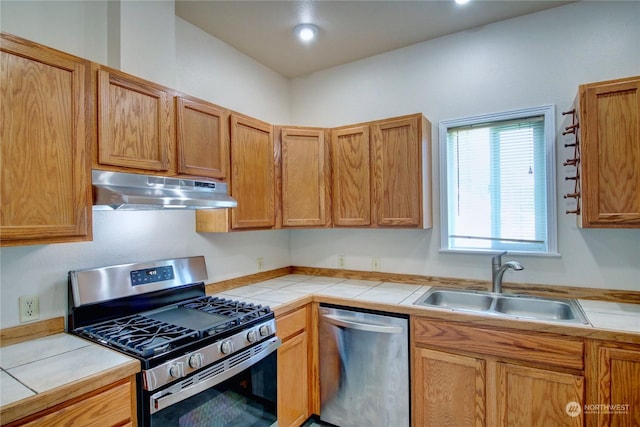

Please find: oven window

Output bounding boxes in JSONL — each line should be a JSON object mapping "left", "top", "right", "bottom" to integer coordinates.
{"left": 151, "top": 352, "right": 277, "bottom": 427}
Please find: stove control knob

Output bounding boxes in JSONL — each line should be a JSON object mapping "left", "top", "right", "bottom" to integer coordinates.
{"left": 246, "top": 330, "right": 258, "bottom": 343}
{"left": 259, "top": 324, "right": 272, "bottom": 337}
{"left": 169, "top": 362, "right": 185, "bottom": 379}
{"left": 220, "top": 340, "right": 234, "bottom": 355}
{"left": 188, "top": 353, "right": 203, "bottom": 369}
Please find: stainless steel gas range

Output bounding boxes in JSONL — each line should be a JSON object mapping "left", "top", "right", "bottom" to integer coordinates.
{"left": 67, "top": 256, "right": 280, "bottom": 427}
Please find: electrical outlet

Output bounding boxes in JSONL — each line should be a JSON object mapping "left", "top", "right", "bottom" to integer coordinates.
{"left": 372, "top": 257, "right": 381, "bottom": 271}
{"left": 19, "top": 296, "right": 39, "bottom": 323}
{"left": 256, "top": 257, "right": 264, "bottom": 272}
{"left": 338, "top": 255, "right": 346, "bottom": 268}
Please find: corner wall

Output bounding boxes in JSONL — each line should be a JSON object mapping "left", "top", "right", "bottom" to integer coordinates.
{"left": 288, "top": 1, "right": 640, "bottom": 290}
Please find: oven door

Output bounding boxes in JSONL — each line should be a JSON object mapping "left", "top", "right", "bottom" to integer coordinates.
{"left": 146, "top": 336, "right": 280, "bottom": 427}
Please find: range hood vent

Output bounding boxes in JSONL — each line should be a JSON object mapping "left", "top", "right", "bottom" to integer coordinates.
{"left": 92, "top": 170, "right": 237, "bottom": 210}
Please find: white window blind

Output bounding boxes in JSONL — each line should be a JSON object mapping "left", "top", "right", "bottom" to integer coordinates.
{"left": 440, "top": 106, "right": 557, "bottom": 255}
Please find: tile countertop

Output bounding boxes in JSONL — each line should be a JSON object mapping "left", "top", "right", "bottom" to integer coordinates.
{"left": 213, "top": 274, "right": 640, "bottom": 337}
{"left": 0, "top": 333, "right": 139, "bottom": 423}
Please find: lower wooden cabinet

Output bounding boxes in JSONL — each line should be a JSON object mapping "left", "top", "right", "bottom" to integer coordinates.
{"left": 412, "top": 317, "right": 585, "bottom": 427}
{"left": 413, "top": 347, "right": 486, "bottom": 427}
{"left": 586, "top": 340, "right": 640, "bottom": 427}
{"left": 276, "top": 305, "right": 314, "bottom": 427}
{"left": 497, "top": 362, "right": 584, "bottom": 427}
{"left": 7, "top": 377, "right": 136, "bottom": 427}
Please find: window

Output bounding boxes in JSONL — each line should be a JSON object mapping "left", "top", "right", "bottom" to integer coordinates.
{"left": 439, "top": 105, "right": 557, "bottom": 255}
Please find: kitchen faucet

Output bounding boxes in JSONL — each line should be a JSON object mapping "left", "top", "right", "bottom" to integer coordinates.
{"left": 491, "top": 251, "right": 524, "bottom": 294}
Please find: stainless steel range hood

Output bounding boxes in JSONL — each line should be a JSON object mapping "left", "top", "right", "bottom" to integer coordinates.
{"left": 92, "top": 170, "right": 237, "bottom": 210}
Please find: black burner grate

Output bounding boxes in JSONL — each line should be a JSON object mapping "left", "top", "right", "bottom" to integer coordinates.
{"left": 80, "top": 314, "right": 200, "bottom": 357}
{"left": 180, "top": 296, "right": 271, "bottom": 335}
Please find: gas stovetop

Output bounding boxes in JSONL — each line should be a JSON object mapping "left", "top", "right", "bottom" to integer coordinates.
{"left": 76, "top": 296, "right": 271, "bottom": 358}
{"left": 68, "top": 256, "right": 278, "bottom": 391}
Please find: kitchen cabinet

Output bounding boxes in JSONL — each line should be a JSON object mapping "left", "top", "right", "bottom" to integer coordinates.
{"left": 331, "top": 113, "right": 432, "bottom": 228}
{"left": 412, "top": 317, "right": 585, "bottom": 427}
{"left": 575, "top": 75, "right": 640, "bottom": 228}
{"left": 176, "top": 95, "right": 229, "bottom": 180}
{"left": 277, "top": 126, "right": 331, "bottom": 227}
{"left": 586, "top": 340, "right": 640, "bottom": 427}
{"left": 276, "top": 305, "right": 315, "bottom": 427}
{"left": 197, "top": 113, "right": 275, "bottom": 231}
{"left": 331, "top": 125, "right": 372, "bottom": 226}
{"left": 0, "top": 33, "right": 92, "bottom": 246}
{"left": 96, "top": 66, "right": 174, "bottom": 173}
{"left": 371, "top": 115, "right": 431, "bottom": 227}
{"left": 6, "top": 377, "right": 136, "bottom": 427}
{"left": 413, "top": 347, "right": 486, "bottom": 427}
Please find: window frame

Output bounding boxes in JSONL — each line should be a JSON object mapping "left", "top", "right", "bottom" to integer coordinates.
{"left": 438, "top": 105, "right": 558, "bottom": 256}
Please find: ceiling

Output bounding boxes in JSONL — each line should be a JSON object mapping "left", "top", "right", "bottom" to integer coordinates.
{"left": 175, "top": 0, "right": 574, "bottom": 78}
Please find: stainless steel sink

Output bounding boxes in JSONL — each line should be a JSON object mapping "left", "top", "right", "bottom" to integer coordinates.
{"left": 418, "top": 289, "right": 493, "bottom": 311}
{"left": 415, "top": 288, "right": 589, "bottom": 324}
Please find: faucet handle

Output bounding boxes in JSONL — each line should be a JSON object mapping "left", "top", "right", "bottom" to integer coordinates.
{"left": 491, "top": 251, "right": 507, "bottom": 265}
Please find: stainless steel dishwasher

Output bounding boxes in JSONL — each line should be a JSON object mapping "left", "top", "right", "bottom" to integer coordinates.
{"left": 318, "top": 305, "right": 409, "bottom": 427}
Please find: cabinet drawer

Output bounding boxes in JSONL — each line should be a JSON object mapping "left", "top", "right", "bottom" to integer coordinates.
{"left": 19, "top": 380, "right": 133, "bottom": 427}
{"left": 277, "top": 307, "right": 308, "bottom": 341}
{"left": 413, "top": 318, "right": 584, "bottom": 370}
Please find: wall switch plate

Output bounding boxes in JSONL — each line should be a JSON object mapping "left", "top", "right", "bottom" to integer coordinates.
{"left": 19, "top": 296, "right": 39, "bottom": 323}
{"left": 338, "top": 255, "right": 346, "bottom": 268}
{"left": 256, "top": 257, "right": 264, "bottom": 272}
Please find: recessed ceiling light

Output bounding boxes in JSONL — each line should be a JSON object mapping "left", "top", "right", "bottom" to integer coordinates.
{"left": 294, "top": 23, "right": 319, "bottom": 42}
{"left": 455, "top": 0, "right": 471, "bottom": 4}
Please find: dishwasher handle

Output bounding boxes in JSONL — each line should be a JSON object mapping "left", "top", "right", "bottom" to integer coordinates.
{"left": 321, "top": 313, "right": 403, "bottom": 334}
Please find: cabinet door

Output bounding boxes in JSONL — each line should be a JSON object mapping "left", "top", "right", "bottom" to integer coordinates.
{"left": 596, "top": 346, "right": 640, "bottom": 427}
{"left": 97, "top": 68, "right": 173, "bottom": 172}
{"left": 1, "top": 34, "right": 91, "bottom": 246}
{"left": 331, "top": 126, "right": 371, "bottom": 226}
{"left": 496, "top": 363, "right": 584, "bottom": 427}
{"left": 176, "top": 96, "right": 228, "bottom": 179}
{"left": 280, "top": 127, "right": 330, "bottom": 227}
{"left": 580, "top": 76, "right": 640, "bottom": 227}
{"left": 230, "top": 114, "right": 275, "bottom": 229}
{"left": 413, "top": 347, "right": 486, "bottom": 427}
{"left": 15, "top": 378, "right": 134, "bottom": 427}
{"left": 372, "top": 116, "right": 422, "bottom": 227}
{"left": 276, "top": 307, "right": 311, "bottom": 427}
{"left": 278, "top": 331, "right": 310, "bottom": 427}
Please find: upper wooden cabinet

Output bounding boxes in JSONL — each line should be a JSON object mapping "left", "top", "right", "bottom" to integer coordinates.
{"left": 176, "top": 95, "right": 229, "bottom": 180}
{"left": 96, "top": 66, "right": 174, "bottom": 173}
{"left": 372, "top": 115, "right": 430, "bottom": 227}
{"left": 277, "top": 126, "right": 331, "bottom": 228}
{"left": 229, "top": 113, "right": 276, "bottom": 229}
{"left": 576, "top": 76, "right": 640, "bottom": 228}
{"left": 332, "top": 125, "right": 372, "bottom": 226}
{"left": 1, "top": 33, "right": 92, "bottom": 246}
{"left": 332, "top": 113, "right": 432, "bottom": 228}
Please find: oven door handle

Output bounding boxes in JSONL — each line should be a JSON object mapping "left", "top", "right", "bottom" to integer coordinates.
{"left": 150, "top": 336, "right": 281, "bottom": 414}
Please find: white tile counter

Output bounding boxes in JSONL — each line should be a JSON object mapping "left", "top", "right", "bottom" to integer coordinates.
{"left": 0, "top": 333, "right": 139, "bottom": 416}
{"left": 213, "top": 274, "right": 640, "bottom": 335}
